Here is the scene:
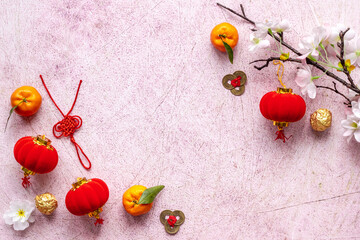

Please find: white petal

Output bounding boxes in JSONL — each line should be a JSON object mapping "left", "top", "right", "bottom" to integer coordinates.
{"left": 344, "top": 29, "right": 355, "bottom": 41}
{"left": 343, "top": 129, "right": 354, "bottom": 136}
{"left": 254, "top": 30, "right": 268, "bottom": 39}
{"left": 356, "top": 57, "right": 360, "bottom": 67}
{"left": 307, "top": 81, "right": 317, "bottom": 99}
{"left": 13, "top": 221, "right": 29, "bottom": 231}
{"left": 28, "top": 215, "right": 35, "bottom": 223}
{"left": 346, "top": 52, "right": 358, "bottom": 64}
{"left": 295, "top": 70, "right": 311, "bottom": 87}
{"left": 310, "top": 49, "right": 319, "bottom": 58}
{"left": 297, "top": 52, "right": 311, "bottom": 60}
{"left": 341, "top": 119, "right": 352, "bottom": 128}
{"left": 353, "top": 108, "right": 360, "bottom": 119}
{"left": 3, "top": 213, "right": 14, "bottom": 225}
{"left": 301, "top": 87, "right": 307, "bottom": 96}
{"left": 312, "top": 25, "right": 329, "bottom": 43}
{"left": 258, "top": 39, "right": 270, "bottom": 49}
{"left": 354, "top": 129, "right": 360, "bottom": 142}
{"left": 248, "top": 44, "right": 256, "bottom": 52}
{"left": 9, "top": 201, "right": 22, "bottom": 211}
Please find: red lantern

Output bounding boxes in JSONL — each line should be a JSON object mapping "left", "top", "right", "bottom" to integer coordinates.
{"left": 14, "top": 135, "right": 58, "bottom": 188}
{"left": 260, "top": 87, "right": 306, "bottom": 142}
{"left": 65, "top": 177, "right": 109, "bottom": 226}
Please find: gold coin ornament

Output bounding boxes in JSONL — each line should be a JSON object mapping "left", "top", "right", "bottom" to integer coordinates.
{"left": 160, "top": 210, "right": 185, "bottom": 235}
{"left": 222, "top": 71, "right": 247, "bottom": 96}
{"left": 310, "top": 108, "right": 332, "bottom": 131}
{"left": 35, "top": 192, "right": 58, "bottom": 215}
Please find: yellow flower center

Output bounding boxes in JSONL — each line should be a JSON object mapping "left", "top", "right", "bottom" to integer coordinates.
{"left": 352, "top": 122, "right": 358, "bottom": 128}
{"left": 17, "top": 209, "right": 25, "bottom": 218}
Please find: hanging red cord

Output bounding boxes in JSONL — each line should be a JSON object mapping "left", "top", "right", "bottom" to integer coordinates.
{"left": 275, "top": 129, "right": 292, "bottom": 143}
{"left": 40, "top": 75, "right": 91, "bottom": 169}
{"left": 94, "top": 218, "right": 104, "bottom": 226}
{"left": 21, "top": 176, "right": 31, "bottom": 188}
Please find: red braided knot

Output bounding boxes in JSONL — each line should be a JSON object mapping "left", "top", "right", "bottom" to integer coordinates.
{"left": 167, "top": 215, "right": 177, "bottom": 227}
{"left": 53, "top": 115, "right": 82, "bottom": 137}
{"left": 231, "top": 76, "right": 242, "bottom": 87}
{"left": 40, "top": 75, "right": 91, "bottom": 169}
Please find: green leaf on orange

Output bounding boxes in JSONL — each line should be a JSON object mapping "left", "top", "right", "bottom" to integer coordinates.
{"left": 138, "top": 185, "right": 164, "bottom": 205}
{"left": 4, "top": 98, "right": 26, "bottom": 132}
{"left": 221, "top": 39, "right": 234, "bottom": 64}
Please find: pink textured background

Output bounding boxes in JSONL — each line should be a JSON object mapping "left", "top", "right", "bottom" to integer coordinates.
{"left": 1, "top": 0, "right": 360, "bottom": 239}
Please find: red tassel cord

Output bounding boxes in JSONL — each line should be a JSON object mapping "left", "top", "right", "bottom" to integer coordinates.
{"left": 21, "top": 176, "right": 31, "bottom": 188}
{"left": 167, "top": 215, "right": 177, "bottom": 227}
{"left": 275, "top": 128, "right": 292, "bottom": 143}
{"left": 94, "top": 218, "right": 104, "bottom": 226}
{"left": 40, "top": 75, "right": 91, "bottom": 169}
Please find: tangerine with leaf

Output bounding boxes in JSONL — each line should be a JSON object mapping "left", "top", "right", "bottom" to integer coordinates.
{"left": 210, "top": 22, "right": 239, "bottom": 63}
{"left": 122, "top": 185, "right": 164, "bottom": 216}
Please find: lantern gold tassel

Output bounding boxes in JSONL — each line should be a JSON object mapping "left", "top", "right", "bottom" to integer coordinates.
{"left": 273, "top": 60, "right": 286, "bottom": 89}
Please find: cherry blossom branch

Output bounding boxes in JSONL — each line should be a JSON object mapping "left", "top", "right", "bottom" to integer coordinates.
{"left": 250, "top": 58, "right": 356, "bottom": 93}
{"left": 217, "top": 3, "right": 360, "bottom": 102}
{"left": 316, "top": 82, "right": 352, "bottom": 106}
{"left": 336, "top": 28, "right": 357, "bottom": 88}
{"left": 216, "top": 3, "right": 301, "bottom": 56}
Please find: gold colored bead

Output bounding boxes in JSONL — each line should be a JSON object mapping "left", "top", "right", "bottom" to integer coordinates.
{"left": 35, "top": 192, "right": 58, "bottom": 215}
{"left": 310, "top": 108, "right": 332, "bottom": 131}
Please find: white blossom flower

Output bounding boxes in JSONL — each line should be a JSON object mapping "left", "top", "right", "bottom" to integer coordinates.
{"left": 254, "top": 21, "right": 276, "bottom": 38}
{"left": 295, "top": 61, "right": 317, "bottom": 99}
{"left": 341, "top": 114, "right": 360, "bottom": 142}
{"left": 3, "top": 200, "right": 35, "bottom": 231}
{"left": 327, "top": 24, "right": 355, "bottom": 45}
{"left": 345, "top": 37, "right": 360, "bottom": 66}
{"left": 272, "top": 19, "right": 291, "bottom": 33}
{"left": 248, "top": 33, "right": 270, "bottom": 52}
{"left": 298, "top": 26, "right": 328, "bottom": 60}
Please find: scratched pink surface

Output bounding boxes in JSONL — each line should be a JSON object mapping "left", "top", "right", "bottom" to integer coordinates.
{"left": 1, "top": 0, "right": 360, "bottom": 239}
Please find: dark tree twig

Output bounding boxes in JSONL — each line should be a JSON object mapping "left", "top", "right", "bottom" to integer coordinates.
{"left": 249, "top": 57, "right": 301, "bottom": 70}
{"left": 316, "top": 82, "right": 352, "bottom": 106}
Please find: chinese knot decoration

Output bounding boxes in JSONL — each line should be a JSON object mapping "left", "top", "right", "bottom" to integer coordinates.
{"left": 40, "top": 75, "right": 91, "bottom": 169}
{"left": 259, "top": 61, "right": 306, "bottom": 142}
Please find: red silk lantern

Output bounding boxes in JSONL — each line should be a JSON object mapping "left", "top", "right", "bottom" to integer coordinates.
{"left": 14, "top": 135, "right": 58, "bottom": 188}
{"left": 65, "top": 177, "right": 109, "bottom": 226}
{"left": 260, "top": 87, "right": 306, "bottom": 142}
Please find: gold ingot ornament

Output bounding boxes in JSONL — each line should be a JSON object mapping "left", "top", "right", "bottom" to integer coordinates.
{"left": 35, "top": 192, "right": 58, "bottom": 215}
{"left": 310, "top": 108, "right": 332, "bottom": 131}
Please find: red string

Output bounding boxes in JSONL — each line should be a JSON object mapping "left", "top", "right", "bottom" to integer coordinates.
{"left": 21, "top": 176, "right": 31, "bottom": 188}
{"left": 167, "top": 215, "right": 177, "bottom": 227}
{"left": 275, "top": 130, "right": 292, "bottom": 143}
{"left": 231, "top": 76, "right": 242, "bottom": 87}
{"left": 94, "top": 218, "right": 104, "bottom": 226}
{"left": 40, "top": 75, "right": 91, "bottom": 170}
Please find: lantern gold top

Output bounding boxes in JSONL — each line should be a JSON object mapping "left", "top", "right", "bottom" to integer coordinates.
{"left": 276, "top": 88, "right": 293, "bottom": 94}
